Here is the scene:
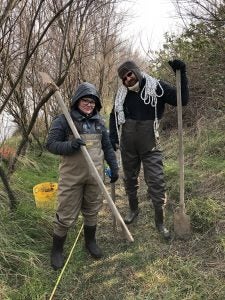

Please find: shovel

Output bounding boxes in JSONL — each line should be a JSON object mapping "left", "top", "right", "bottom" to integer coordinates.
{"left": 173, "top": 69, "right": 191, "bottom": 240}
{"left": 105, "top": 166, "right": 117, "bottom": 232}
{"left": 39, "top": 72, "right": 134, "bottom": 243}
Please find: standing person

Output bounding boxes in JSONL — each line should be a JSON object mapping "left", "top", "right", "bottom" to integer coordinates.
{"left": 109, "top": 59, "right": 189, "bottom": 240}
{"left": 46, "top": 82, "right": 119, "bottom": 270}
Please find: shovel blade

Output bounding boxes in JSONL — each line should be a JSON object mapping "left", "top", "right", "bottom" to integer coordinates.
{"left": 39, "top": 72, "right": 58, "bottom": 90}
{"left": 174, "top": 207, "right": 191, "bottom": 240}
{"left": 39, "top": 72, "right": 53, "bottom": 84}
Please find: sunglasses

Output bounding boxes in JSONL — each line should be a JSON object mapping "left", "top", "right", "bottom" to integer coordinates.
{"left": 122, "top": 71, "right": 133, "bottom": 82}
{"left": 80, "top": 98, "right": 96, "bottom": 106}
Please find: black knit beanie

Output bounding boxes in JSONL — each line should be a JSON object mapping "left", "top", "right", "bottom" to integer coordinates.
{"left": 117, "top": 60, "right": 142, "bottom": 83}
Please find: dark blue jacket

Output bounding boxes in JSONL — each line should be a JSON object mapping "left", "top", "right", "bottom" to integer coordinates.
{"left": 46, "top": 82, "right": 118, "bottom": 175}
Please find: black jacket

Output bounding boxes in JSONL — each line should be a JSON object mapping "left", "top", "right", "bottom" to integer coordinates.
{"left": 109, "top": 72, "right": 189, "bottom": 145}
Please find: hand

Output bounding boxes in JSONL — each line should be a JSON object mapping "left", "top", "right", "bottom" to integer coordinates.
{"left": 110, "top": 172, "right": 119, "bottom": 183}
{"left": 71, "top": 138, "right": 86, "bottom": 150}
{"left": 168, "top": 59, "right": 186, "bottom": 72}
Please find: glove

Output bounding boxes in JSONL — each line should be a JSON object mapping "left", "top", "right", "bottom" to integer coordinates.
{"left": 110, "top": 172, "right": 119, "bottom": 183}
{"left": 105, "top": 167, "right": 119, "bottom": 183}
{"left": 105, "top": 166, "right": 112, "bottom": 178}
{"left": 71, "top": 138, "right": 86, "bottom": 150}
{"left": 168, "top": 59, "right": 186, "bottom": 72}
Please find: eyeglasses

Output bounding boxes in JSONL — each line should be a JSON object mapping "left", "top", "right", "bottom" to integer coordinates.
{"left": 122, "top": 71, "right": 133, "bottom": 82}
{"left": 80, "top": 98, "right": 96, "bottom": 107}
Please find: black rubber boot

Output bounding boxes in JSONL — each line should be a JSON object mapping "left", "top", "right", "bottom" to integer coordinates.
{"left": 154, "top": 207, "right": 171, "bottom": 240}
{"left": 50, "top": 234, "right": 67, "bottom": 270}
{"left": 124, "top": 208, "right": 140, "bottom": 224}
{"left": 124, "top": 193, "right": 139, "bottom": 224}
{"left": 84, "top": 225, "right": 103, "bottom": 259}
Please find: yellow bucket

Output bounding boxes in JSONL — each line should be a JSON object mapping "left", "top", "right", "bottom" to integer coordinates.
{"left": 33, "top": 182, "right": 58, "bottom": 209}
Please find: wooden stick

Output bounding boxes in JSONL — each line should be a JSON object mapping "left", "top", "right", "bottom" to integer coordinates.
{"left": 39, "top": 72, "right": 134, "bottom": 242}
{"left": 176, "top": 69, "right": 185, "bottom": 213}
{"left": 111, "top": 182, "right": 117, "bottom": 232}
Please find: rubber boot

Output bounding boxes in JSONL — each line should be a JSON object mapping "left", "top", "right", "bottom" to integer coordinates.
{"left": 124, "top": 208, "right": 140, "bottom": 224}
{"left": 84, "top": 225, "right": 103, "bottom": 259}
{"left": 154, "top": 207, "right": 171, "bottom": 240}
{"left": 124, "top": 194, "right": 139, "bottom": 224}
{"left": 50, "top": 234, "right": 67, "bottom": 270}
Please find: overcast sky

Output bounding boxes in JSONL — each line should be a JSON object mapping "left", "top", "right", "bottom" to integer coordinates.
{"left": 122, "top": 0, "right": 183, "bottom": 52}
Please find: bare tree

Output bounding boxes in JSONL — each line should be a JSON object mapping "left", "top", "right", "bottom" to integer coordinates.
{"left": 5, "top": 0, "right": 99, "bottom": 175}
{"left": 173, "top": 0, "right": 225, "bottom": 25}
{"left": 150, "top": 0, "right": 225, "bottom": 127}
{"left": 0, "top": 0, "right": 21, "bottom": 28}
{"left": 0, "top": 0, "right": 132, "bottom": 174}
{"left": 0, "top": 165, "right": 16, "bottom": 210}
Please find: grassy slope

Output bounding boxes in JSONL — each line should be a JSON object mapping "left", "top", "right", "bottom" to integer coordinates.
{"left": 0, "top": 117, "right": 224, "bottom": 300}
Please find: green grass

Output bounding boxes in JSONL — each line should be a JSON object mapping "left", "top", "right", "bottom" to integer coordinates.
{"left": 0, "top": 117, "right": 225, "bottom": 299}
{"left": 12, "top": 152, "right": 59, "bottom": 195}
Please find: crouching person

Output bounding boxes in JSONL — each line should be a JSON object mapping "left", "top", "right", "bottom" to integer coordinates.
{"left": 46, "top": 82, "right": 119, "bottom": 270}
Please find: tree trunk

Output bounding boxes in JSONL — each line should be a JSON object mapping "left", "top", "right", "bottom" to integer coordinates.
{"left": 0, "top": 165, "right": 17, "bottom": 210}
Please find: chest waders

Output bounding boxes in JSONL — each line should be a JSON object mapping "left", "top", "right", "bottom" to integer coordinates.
{"left": 53, "top": 133, "right": 104, "bottom": 237}
{"left": 121, "top": 119, "right": 170, "bottom": 239}
{"left": 121, "top": 119, "right": 165, "bottom": 209}
{"left": 51, "top": 134, "right": 104, "bottom": 269}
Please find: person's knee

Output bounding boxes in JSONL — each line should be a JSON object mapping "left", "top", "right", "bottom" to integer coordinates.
{"left": 83, "top": 213, "right": 98, "bottom": 226}
{"left": 53, "top": 225, "right": 69, "bottom": 237}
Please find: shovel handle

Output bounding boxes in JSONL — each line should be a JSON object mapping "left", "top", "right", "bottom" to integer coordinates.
{"left": 54, "top": 90, "right": 134, "bottom": 242}
{"left": 176, "top": 70, "right": 185, "bottom": 212}
{"left": 111, "top": 182, "right": 117, "bottom": 231}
